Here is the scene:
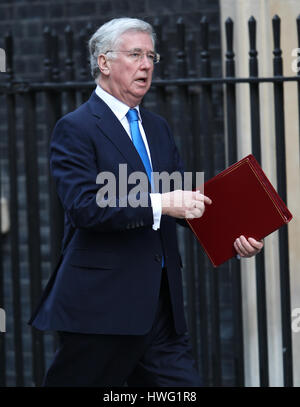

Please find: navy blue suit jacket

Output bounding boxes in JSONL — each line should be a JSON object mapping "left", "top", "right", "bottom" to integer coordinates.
{"left": 30, "top": 91, "right": 187, "bottom": 335}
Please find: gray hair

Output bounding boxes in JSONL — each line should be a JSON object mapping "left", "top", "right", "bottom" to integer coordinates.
{"left": 88, "top": 17, "right": 156, "bottom": 80}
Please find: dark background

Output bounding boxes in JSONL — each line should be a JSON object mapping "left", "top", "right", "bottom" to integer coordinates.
{"left": 0, "top": 0, "right": 222, "bottom": 79}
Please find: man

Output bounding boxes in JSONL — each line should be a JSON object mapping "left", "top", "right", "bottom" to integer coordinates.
{"left": 29, "top": 17, "right": 263, "bottom": 386}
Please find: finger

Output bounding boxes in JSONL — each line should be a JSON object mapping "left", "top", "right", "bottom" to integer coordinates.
{"left": 194, "top": 200, "right": 205, "bottom": 210}
{"left": 189, "top": 208, "right": 204, "bottom": 218}
{"left": 239, "top": 235, "right": 256, "bottom": 253}
{"left": 248, "top": 237, "right": 264, "bottom": 250}
{"left": 193, "top": 190, "right": 202, "bottom": 199}
{"left": 186, "top": 206, "right": 204, "bottom": 219}
{"left": 193, "top": 207, "right": 204, "bottom": 218}
{"left": 233, "top": 240, "right": 242, "bottom": 256}
{"left": 234, "top": 237, "right": 249, "bottom": 257}
{"left": 194, "top": 191, "right": 212, "bottom": 205}
{"left": 186, "top": 212, "right": 197, "bottom": 219}
{"left": 239, "top": 235, "right": 262, "bottom": 256}
{"left": 203, "top": 195, "right": 212, "bottom": 205}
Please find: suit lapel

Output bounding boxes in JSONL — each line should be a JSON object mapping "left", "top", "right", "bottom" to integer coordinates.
{"left": 88, "top": 91, "right": 147, "bottom": 175}
{"left": 88, "top": 91, "right": 163, "bottom": 182}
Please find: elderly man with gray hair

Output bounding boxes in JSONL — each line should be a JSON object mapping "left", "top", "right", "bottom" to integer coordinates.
{"left": 29, "top": 17, "right": 263, "bottom": 387}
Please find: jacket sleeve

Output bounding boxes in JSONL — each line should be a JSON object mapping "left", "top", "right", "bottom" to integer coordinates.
{"left": 50, "top": 116, "right": 154, "bottom": 232}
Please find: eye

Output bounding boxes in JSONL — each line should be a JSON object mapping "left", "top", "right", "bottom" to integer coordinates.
{"left": 147, "top": 53, "right": 155, "bottom": 61}
{"left": 130, "top": 52, "right": 141, "bottom": 58}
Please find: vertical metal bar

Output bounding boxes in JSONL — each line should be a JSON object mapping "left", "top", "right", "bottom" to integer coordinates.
{"left": 43, "top": 27, "right": 63, "bottom": 357}
{"left": 187, "top": 35, "right": 197, "bottom": 79}
{"left": 51, "top": 30, "right": 60, "bottom": 83}
{"left": 44, "top": 27, "right": 63, "bottom": 351}
{"left": 5, "top": 32, "right": 24, "bottom": 386}
{"left": 225, "top": 17, "right": 245, "bottom": 386}
{"left": 43, "top": 26, "right": 64, "bottom": 276}
{"left": 153, "top": 18, "right": 163, "bottom": 80}
{"left": 0, "top": 30, "right": 17, "bottom": 388}
{"left": 0, "top": 245, "right": 5, "bottom": 388}
{"left": 65, "top": 26, "right": 76, "bottom": 112}
{"left": 199, "top": 16, "right": 215, "bottom": 178}
{"left": 248, "top": 17, "right": 261, "bottom": 159}
{"left": 194, "top": 18, "right": 213, "bottom": 386}
{"left": 187, "top": 33, "right": 206, "bottom": 379}
{"left": 48, "top": 130, "right": 64, "bottom": 272}
{"left": 225, "top": 18, "right": 237, "bottom": 165}
{"left": 189, "top": 63, "right": 210, "bottom": 387}
{"left": 153, "top": 18, "right": 168, "bottom": 119}
{"left": 272, "top": 15, "right": 293, "bottom": 387}
{"left": 248, "top": 16, "right": 269, "bottom": 387}
{"left": 199, "top": 16, "right": 222, "bottom": 387}
{"left": 0, "top": 258, "right": 4, "bottom": 387}
{"left": 7, "top": 87, "right": 25, "bottom": 387}
{"left": 0, "top": 92, "right": 6, "bottom": 387}
{"left": 176, "top": 18, "right": 188, "bottom": 80}
{"left": 175, "top": 17, "right": 198, "bottom": 368}
{"left": 23, "top": 90, "right": 45, "bottom": 386}
{"left": 43, "top": 27, "right": 52, "bottom": 83}
{"left": 65, "top": 25, "right": 75, "bottom": 82}
{"left": 79, "top": 25, "right": 92, "bottom": 103}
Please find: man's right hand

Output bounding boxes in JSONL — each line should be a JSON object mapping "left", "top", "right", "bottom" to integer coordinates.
{"left": 161, "top": 190, "right": 212, "bottom": 219}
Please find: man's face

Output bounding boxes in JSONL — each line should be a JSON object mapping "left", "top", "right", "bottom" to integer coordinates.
{"left": 100, "top": 31, "right": 155, "bottom": 107}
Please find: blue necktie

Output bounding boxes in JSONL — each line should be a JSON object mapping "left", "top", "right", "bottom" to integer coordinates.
{"left": 126, "top": 108, "right": 164, "bottom": 268}
{"left": 126, "top": 108, "right": 153, "bottom": 188}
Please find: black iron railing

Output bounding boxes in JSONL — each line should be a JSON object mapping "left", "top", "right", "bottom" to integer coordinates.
{"left": 0, "top": 15, "right": 298, "bottom": 387}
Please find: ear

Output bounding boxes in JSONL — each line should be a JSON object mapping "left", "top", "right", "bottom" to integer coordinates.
{"left": 97, "top": 54, "right": 110, "bottom": 76}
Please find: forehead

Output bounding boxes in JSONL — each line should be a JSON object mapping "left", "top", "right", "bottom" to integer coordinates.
{"left": 117, "top": 31, "right": 154, "bottom": 50}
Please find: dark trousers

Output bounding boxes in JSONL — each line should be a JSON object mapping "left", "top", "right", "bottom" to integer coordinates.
{"left": 43, "top": 271, "right": 201, "bottom": 387}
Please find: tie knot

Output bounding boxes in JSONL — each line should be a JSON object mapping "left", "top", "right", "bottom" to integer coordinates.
{"left": 126, "top": 108, "right": 139, "bottom": 123}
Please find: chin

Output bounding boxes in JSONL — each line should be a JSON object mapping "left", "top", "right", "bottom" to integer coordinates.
{"left": 139, "top": 87, "right": 150, "bottom": 98}
{"left": 132, "top": 91, "right": 147, "bottom": 101}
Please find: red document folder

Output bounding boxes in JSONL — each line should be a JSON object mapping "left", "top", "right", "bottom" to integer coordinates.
{"left": 186, "top": 154, "right": 293, "bottom": 267}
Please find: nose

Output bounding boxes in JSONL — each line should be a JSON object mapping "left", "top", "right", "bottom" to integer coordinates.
{"left": 139, "top": 53, "right": 152, "bottom": 69}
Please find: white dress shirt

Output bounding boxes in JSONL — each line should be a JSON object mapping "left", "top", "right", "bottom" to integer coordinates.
{"left": 95, "top": 85, "right": 162, "bottom": 230}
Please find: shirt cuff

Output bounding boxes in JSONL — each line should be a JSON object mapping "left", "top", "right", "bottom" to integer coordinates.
{"left": 150, "top": 193, "right": 162, "bottom": 230}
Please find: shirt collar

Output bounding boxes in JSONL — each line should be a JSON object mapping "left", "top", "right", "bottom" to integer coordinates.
{"left": 95, "top": 85, "right": 142, "bottom": 122}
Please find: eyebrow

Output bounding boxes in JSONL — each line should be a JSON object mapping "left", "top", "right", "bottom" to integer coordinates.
{"left": 129, "top": 47, "right": 155, "bottom": 53}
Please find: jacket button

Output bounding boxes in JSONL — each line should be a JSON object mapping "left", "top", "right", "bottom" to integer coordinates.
{"left": 155, "top": 254, "right": 162, "bottom": 263}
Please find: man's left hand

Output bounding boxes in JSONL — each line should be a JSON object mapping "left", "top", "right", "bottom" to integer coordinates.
{"left": 234, "top": 235, "right": 264, "bottom": 258}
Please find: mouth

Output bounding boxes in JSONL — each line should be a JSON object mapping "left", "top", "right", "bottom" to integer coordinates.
{"left": 135, "top": 78, "right": 147, "bottom": 84}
